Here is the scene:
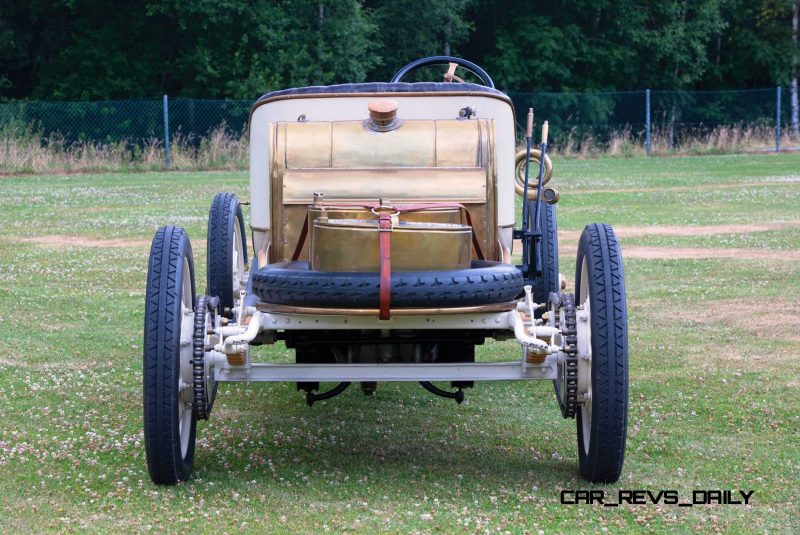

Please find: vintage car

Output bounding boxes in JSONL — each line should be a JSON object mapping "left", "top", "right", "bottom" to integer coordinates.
{"left": 143, "top": 57, "right": 629, "bottom": 485}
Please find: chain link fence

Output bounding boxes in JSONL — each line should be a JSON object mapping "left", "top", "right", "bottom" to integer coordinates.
{"left": 508, "top": 87, "right": 795, "bottom": 153}
{"left": 0, "top": 87, "right": 796, "bottom": 170}
{"left": 0, "top": 98, "right": 252, "bottom": 144}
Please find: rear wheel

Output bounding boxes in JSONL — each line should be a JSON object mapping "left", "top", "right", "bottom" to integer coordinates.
{"left": 532, "top": 203, "right": 559, "bottom": 313}
{"left": 574, "top": 223, "right": 628, "bottom": 483}
{"left": 207, "top": 192, "right": 248, "bottom": 315}
{"left": 143, "top": 226, "right": 197, "bottom": 485}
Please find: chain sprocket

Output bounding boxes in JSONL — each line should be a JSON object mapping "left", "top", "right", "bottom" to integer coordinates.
{"left": 192, "top": 296, "right": 219, "bottom": 420}
{"left": 550, "top": 292, "right": 578, "bottom": 418}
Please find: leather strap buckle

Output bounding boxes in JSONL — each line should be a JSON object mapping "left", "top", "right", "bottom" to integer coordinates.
{"left": 370, "top": 207, "right": 399, "bottom": 217}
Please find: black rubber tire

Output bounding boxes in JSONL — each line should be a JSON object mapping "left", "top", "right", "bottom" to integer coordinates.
{"left": 575, "top": 223, "right": 628, "bottom": 484}
{"left": 251, "top": 260, "right": 523, "bottom": 308}
{"left": 207, "top": 192, "right": 248, "bottom": 314}
{"left": 532, "top": 203, "right": 559, "bottom": 316}
{"left": 143, "top": 225, "right": 197, "bottom": 485}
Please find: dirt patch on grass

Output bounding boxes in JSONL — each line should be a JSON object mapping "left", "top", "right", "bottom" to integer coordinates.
{"left": 637, "top": 297, "right": 800, "bottom": 372}
{"left": 559, "top": 221, "right": 800, "bottom": 241}
{"left": 571, "top": 178, "right": 800, "bottom": 195}
{"left": 552, "top": 244, "right": 800, "bottom": 261}
{"left": 692, "top": 298, "right": 800, "bottom": 333}
{"left": 620, "top": 246, "right": 800, "bottom": 261}
{"left": 16, "top": 235, "right": 153, "bottom": 248}
{"left": 15, "top": 234, "right": 210, "bottom": 249}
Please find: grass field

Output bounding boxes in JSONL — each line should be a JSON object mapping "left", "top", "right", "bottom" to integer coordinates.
{"left": 0, "top": 153, "right": 798, "bottom": 533}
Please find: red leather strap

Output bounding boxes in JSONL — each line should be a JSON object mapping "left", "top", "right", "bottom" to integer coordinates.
{"left": 378, "top": 213, "right": 392, "bottom": 320}
{"left": 459, "top": 208, "right": 485, "bottom": 261}
{"left": 290, "top": 217, "right": 310, "bottom": 261}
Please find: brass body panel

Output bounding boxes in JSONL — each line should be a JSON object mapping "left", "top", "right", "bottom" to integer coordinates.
{"left": 311, "top": 219, "right": 472, "bottom": 272}
{"left": 283, "top": 168, "right": 487, "bottom": 204}
{"left": 271, "top": 117, "right": 497, "bottom": 263}
{"left": 332, "top": 121, "right": 435, "bottom": 167}
{"left": 284, "top": 119, "right": 482, "bottom": 170}
{"left": 306, "top": 206, "right": 465, "bottom": 266}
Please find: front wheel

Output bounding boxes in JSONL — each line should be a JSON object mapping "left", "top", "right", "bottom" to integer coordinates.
{"left": 574, "top": 223, "right": 628, "bottom": 483}
{"left": 207, "top": 192, "right": 248, "bottom": 315}
{"left": 143, "top": 226, "right": 197, "bottom": 485}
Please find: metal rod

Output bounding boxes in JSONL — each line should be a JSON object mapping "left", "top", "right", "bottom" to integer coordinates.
{"left": 776, "top": 86, "right": 782, "bottom": 152}
{"left": 306, "top": 382, "right": 351, "bottom": 406}
{"left": 532, "top": 121, "right": 549, "bottom": 277}
{"left": 163, "top": 94, "right": 170, "bottom": 170}
{"left": 419, "top": 381, "right": 465, "bottom": 404}
{"left": 520, "top": 108, "right": 534, "bottom": 276}
{"left": 645, "top": 88, "right": 651, "bottom": 156}
{"left": 215, "top": 362, "right": 558, "bottom": 382}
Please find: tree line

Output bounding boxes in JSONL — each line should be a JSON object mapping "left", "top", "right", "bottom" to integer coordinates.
{"left": 1, "top": 0, "right": 797, "bottom": 102}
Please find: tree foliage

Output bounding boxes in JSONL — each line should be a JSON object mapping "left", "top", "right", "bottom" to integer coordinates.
{"left": 0, "top": 0, "right": 796, "bottom": 99}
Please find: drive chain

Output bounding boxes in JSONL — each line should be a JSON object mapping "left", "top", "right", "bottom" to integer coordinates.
{"left": 192, "top": 296, "right": 217, "bottom": 420}
{"left": 551, "top": 292, "right": 579, "bottom": 418}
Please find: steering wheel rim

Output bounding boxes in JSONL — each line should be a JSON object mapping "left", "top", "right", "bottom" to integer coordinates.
{"left": 390, "top": 56, "right": 495, "bottom": 88}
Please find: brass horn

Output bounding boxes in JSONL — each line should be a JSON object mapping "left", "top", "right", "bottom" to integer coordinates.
{"left": 514, "top": 149, "right": 553, "bottom": 199}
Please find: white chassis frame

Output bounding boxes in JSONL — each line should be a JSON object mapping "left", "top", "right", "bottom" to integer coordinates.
{"left": 217, "top": 362, "right": 556, "bottom": 382}
{"left": 205, "top": 286, "right": 592, "bottom": 393}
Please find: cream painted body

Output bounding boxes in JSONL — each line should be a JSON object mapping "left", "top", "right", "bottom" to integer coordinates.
{"left": 248, "top": 94, "right": 517, "bottom": 255}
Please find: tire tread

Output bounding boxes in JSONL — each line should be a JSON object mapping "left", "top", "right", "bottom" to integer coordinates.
{"left": 251, "top": 261, "right": 523, "bottom": 308}
{"left": 144, "top": 225, "right": 196, "bottom": 485}
{"left": 576, "top": 223, "right": 628, "bottom": 483}
{"left": 207, "top": 192, "right": 246, "bottom": 311}
{"left": 533, "top": 203, "right": 559, "bottom": 309}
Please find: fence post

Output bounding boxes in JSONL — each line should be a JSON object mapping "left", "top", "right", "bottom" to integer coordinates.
{"left": 776, "top": 87, "right": 781, "bottom": 152}
{"left": 645, "top": 88, "right": 651, "bottom": 156}
{"left": 163, "top": 94, "right": 171, "bottom": 170}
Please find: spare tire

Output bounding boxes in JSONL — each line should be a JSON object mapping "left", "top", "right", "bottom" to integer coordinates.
{"left": 251, "top": 260, "right": 523, "bottom": 308}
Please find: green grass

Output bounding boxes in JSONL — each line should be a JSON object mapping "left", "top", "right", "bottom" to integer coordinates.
{"left": 0, "top": 153, "right": 799, "bottom": 533}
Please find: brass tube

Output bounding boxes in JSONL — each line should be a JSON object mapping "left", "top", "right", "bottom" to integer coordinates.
{"left": 514, "top": 149, "right": 553, "bottom": 199}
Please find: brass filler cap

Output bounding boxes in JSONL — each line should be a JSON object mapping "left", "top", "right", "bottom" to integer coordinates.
{"left": 368, "top": 100, "right": 399, "bottom": 127}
